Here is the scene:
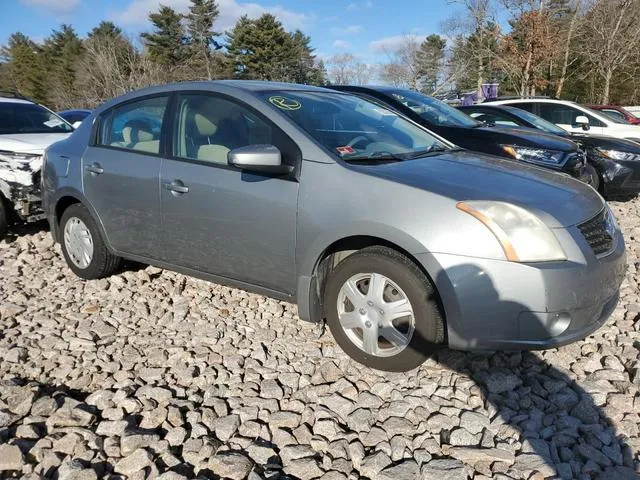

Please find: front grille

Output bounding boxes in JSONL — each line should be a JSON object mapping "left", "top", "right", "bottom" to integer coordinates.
{"left": 578, "top": 209, "right": 614, "bottom": 256}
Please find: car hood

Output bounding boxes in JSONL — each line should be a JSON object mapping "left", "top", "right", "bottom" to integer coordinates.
{"left": 355, "top": 150, "right": 603, "bottom": 228}
{"left": 570, "top": 133, "right": 640, "bottom": 153}
{"left": 0, "top": 133, "right": 71, "bottom": 154}
{"left": 476, "top": 125, "right": 579, "bottom": 151}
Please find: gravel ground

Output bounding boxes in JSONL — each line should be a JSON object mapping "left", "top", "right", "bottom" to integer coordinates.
{"left": 0, "top": 199, "right": 639, "bottom": 480}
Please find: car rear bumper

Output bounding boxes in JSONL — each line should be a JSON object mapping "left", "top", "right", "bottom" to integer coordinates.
{"left": 417, "top": 227, "right": 626, "bottom": 351}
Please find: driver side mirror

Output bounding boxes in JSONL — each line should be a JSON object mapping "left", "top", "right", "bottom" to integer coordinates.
{"left": 574, "top": 115, "right": 590, "bottom": 131}
{"left": 228, "top": 144, "right": 294, "bottom": 175}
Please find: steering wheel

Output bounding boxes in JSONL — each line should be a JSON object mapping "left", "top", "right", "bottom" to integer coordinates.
{"left": 347, "top": 135, "right": 370, "bottom": 148}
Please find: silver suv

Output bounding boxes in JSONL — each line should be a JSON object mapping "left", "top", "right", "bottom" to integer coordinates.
{"left": 43, "top": 81, "right": 626, "bottom": 371}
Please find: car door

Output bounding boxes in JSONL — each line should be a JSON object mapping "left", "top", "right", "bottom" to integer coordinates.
{"left": 160, "top": 92, "right": 299, "bottom": 295}
{"left": 537, "top": 103, "right": 607, "bottom": 135}
{"left": 83, "top": 95, "right": 168, "bottom": 258}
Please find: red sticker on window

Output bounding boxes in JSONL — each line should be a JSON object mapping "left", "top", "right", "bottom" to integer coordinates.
{"left": 336, "top": 146, "right": 355, "bottom": 155}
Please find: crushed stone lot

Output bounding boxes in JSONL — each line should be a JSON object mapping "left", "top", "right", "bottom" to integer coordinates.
{"left": 0, "top": 200, "right": 639, "bottom": 480}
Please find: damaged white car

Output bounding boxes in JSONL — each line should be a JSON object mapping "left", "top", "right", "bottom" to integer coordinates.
{"left": 0, "top": 93, "right": 74, "bottom": 237}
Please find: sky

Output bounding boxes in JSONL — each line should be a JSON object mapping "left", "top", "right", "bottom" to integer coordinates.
{"left": 0, "top": 0, "right": 473, "bottom": 64}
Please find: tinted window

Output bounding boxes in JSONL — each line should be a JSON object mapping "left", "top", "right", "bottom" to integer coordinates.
{"left": 511, "top": 102, "right": 536, "bottom": 113}
{"left": 601, "top": 109, "right": 627, "bottom": 123}
{"left": 174, "top": 94, "right": 288, "bottom": 166}
{"left": 538, "top": 103, "right": 605, "bottom": 127}
{"left": 507, "top": 107, "right": 567, "bottom": 135}
{"left": 99, "top": 96, "right": 168, "bottom": 154}
{"left": 386, "top": 89, "right": 480, "bottom": 128}
{"left": 260, "top": 91, "right": 448, "bottom": 160}
{"left": 467, "top": 111, "right": 519, "bottom": 127}
{"left": 0, "top": 102, "right": 73, "bottom": 134}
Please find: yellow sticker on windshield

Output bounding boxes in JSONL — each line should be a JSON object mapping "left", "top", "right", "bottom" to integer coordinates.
{"left": 269, "top": 96, "right": 302, "bottom": 111}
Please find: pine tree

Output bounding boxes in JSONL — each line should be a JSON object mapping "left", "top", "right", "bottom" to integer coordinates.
{"left": 288, "top": 30, "right": 326, "bottom": 85}
{"left": 416, "top": 34, "right": 447, "bottom": 94}
{"left": 0, "top": 33, "right": 48, "bottom": 104}
{"left": 141, "top": 6, "right": 188, "bottom": 67}
{"left": 185, "top": 0, "right": 221, "bottom": 80}
{"left": 42, "top": 25, "right": 84, "bottom": 109}
{"left": 89, "top": 21, "right": 123, "bottom": 39}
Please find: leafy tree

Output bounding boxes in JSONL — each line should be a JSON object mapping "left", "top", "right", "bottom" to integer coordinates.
{"left": 141, "top": 5, "right": 188, "bottom": 67}
{"left": 185, "top": 0, "right": 221, "bottom": 79}
{"left": 416, "top": 34, "right": 447, "bottom": 93}
{"left": 0, "top": 33, "right": 48, "bottom": 104}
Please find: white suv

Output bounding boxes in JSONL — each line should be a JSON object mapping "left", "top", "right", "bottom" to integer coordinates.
{"left": 491, "top": 98, "right": 640, "bottom": 144}
{"left": 0, "top": 93, "right": 74, "bottom": 237}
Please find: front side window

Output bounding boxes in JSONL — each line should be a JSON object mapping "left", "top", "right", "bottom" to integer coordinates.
{"left": 261, "top": 90, "right": 449, "bottom": 161}
{"left": 99, "top": 96, "right": 168, "bottom": 154}
{"left": 467, "top": 110, "right": 519, "bottom": 127}
{"left": 386, "top": 89, "right": 480, "bottom": 128}
{"left": 539, "top": 103, "right": 605, "bottom": 127}
{"left": 508, "top": 107, "right": 567, "bottom": 135}
{"left": 600, "top": 109, "right": 627, "bottom": 124}
{"left": 0, "top": 102, "right": 73, "bottom": 134}
{"left": 174, "top": 94, "right": 277, "bottom": 165}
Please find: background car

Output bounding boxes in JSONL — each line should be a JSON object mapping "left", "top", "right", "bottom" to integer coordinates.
{"left": 587, "top": 105, "right": 640, "bottom": 125}
{"left": 458, "top": 103, "right": 640, "bottom": 196}
{"left": 330, "top": 86, "right": 589, "bottom": 183}
{"left": 57, "top": 109, "right": 92, "bottom": 128}
{"left": 0, "top": 91, "right": 74, "bottom": 237}
{"left": 489, "top": 98, "right": 640, "bottom": 143}
{"left": 43, "top": 81, "right": 625, "bottom": 372}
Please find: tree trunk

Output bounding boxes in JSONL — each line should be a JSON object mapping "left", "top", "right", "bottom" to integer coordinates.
{"left": 555, "top": 7, "right": 578, "bottom": 98}
{"left": 522, "top": 48, "right": 533, "bottom": 96}
{"left": 476, "top": 53, "right": 484, "bottom": 97}
{"left": 601, "top": 68, "right": 612, "bottom": 104}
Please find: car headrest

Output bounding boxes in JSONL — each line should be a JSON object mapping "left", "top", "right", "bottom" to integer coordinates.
{"left": 122, "top": 119, "right": 154, "bottom": 145}
{"left": 194, "top": 113, "right": 218, "bottom": 137}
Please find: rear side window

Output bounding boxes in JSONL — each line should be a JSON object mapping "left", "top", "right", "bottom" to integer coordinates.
{"left": 98, "top": 96, "right": 168, "bottom": 154}
{"left": 468, "top": 111, "right": 520, "bottom": 127}
{"left": 512, "top": 102, "right": 535, "bottom": 114}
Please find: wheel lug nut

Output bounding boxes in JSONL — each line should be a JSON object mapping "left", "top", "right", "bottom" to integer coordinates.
{"left": 359, "top": 308, "right": 366, "bottom": 315}
{"left": 367, "top": 301, "right": 374, "bottom": 306}
{"left": 379, "top": 309, "right": 384, "bottom": 315}
{"left": 365, "top": 321, "right": 372, "bottom": 328}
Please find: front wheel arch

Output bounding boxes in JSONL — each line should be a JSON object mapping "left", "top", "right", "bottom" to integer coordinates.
{"left": 307, "top": 235, "right": 448, "bottom": 341}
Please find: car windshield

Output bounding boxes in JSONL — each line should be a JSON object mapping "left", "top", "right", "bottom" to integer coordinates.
{"left": 385, "top": 89, "right": 481, "bottom": 128}
{"left": 0, "top": 102, "right": 74, "bottom": 134}
{"left": 261, "top": 91, "right": 450, "bottom": 161}
{"left": 508, "top": 107, "right": 567, "bottom": 135}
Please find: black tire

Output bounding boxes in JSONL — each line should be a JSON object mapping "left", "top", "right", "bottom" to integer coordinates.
{"left": 0, "top": 198, "right": 7, "bottom": 240}
{"left": 59, "top": 203, "right": 121, "bottom": 280}
{"left": 585, "top": 164, "right": 601, "bottom": 191}
{"left": 324, "top": 246, "right": 445, "bottom": 372}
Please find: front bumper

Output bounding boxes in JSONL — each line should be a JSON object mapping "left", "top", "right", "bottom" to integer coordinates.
{"left": 600, "top": 159, "right": 640, "bottom": 196}
{"left": 418, "top": 223, "right": 626, "bottom": 351}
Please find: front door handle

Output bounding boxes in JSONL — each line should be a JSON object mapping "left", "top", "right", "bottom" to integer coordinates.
{"left": 86, "top": 163, "right": 104, "bottom": 175}
{"left": 163, "top": 180, "right": 189, "bottom": 195}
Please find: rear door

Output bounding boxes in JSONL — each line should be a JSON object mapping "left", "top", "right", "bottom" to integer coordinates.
{"left": 159, "top": 92, "right": 300, "bottom": 294}
{"left": 83, "top": 95, "right": 168, "bottom": 258}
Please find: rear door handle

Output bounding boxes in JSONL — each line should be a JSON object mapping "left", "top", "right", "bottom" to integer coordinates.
{"left": 163, "top": 180, "right": 189, "bottom": 195}
{"left": 86, "top": 163, "right": 104, "bottom": 175}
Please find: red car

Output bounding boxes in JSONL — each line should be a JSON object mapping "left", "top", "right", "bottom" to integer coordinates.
{"left": 588, "top": 105, "right": 640, "bottom": 125}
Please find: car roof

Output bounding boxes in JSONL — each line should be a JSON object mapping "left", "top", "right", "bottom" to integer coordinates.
{"left": 0, "top": 97, "right": 34, "bottom": 105}
{"left": 58, "top": 109, "right": 92, "bottom": 114}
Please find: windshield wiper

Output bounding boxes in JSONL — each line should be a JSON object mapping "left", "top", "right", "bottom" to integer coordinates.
{"left": 343, "top": 151, "right": 406, "bottom": 163}
{"left": 404, "top": 145, "right": 453, "bottom": 159}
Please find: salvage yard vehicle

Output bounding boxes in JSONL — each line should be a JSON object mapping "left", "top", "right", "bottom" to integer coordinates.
{"left": 43, "top": 81, "right": 626, "bottom": 371}
{"left": 458, "top": 103, "right": 640, "bottom": 196}
{"left": 329, "top": 86, "right": 590, "bottom": 183}
{"left": 0, "top": 92, "right": 74, "bottom": 237}
{"left": 490, "top": 98, "right": 640, "bottom": 144}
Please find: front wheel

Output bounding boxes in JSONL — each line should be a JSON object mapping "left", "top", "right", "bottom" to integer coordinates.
{"left": 60, "top": 203, "right": 121, "bottom": 280}
{"left": 323, "top": 247, "right": 445, "bottom": 372}
{"left": 585, "top": 164, "right": 601, "bottom": 191}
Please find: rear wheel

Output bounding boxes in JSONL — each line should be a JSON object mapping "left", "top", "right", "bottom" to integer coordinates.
{"left": 60, "top": 203, "right": 121, "bottom": 279}
{"left": 324, "top": 246, "right": 445, "bottom": 372}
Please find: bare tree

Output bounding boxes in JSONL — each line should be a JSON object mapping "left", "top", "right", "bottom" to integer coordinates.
{"left": 326, "top": 53, "right": 371, "bottom": 85}
{"left": 553, "top": 0, "right": 582, "bottom": 98}
{"left": 378, "top": 35, "right": 422, "bottom": 89}
{"left": 580, "top": 0, "right": 640, "bottom": 104}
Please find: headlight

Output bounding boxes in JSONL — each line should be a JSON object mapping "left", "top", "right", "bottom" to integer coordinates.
{"left": 596, "top": 148, "right": 640, "bottom": 162}
{"left": 502, "top": 145, "right": 565, "bottom": 166}
{"left": 457, "top": 201, "right": 566, "bottom": 262}
{"left": 0, "top": 150, "right": 42, "bottom": 165}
